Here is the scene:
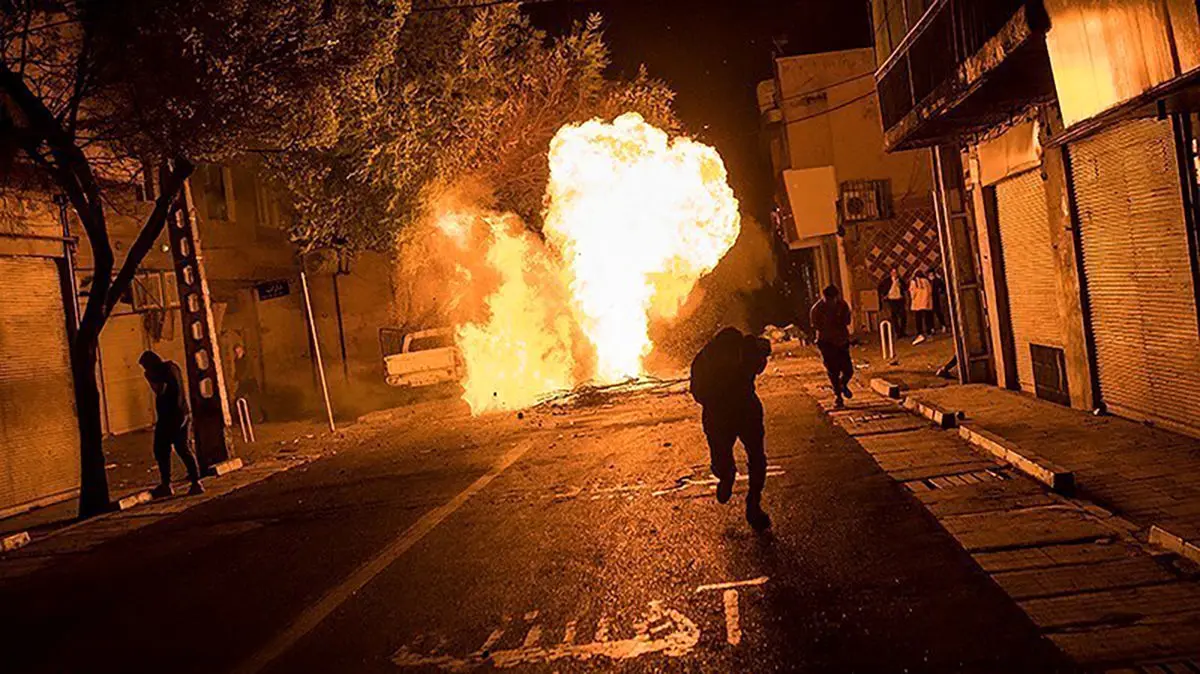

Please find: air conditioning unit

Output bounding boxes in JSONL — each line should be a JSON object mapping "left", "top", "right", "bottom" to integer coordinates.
{"left": 839, "top": 180, "right": 892, "bottom": 223}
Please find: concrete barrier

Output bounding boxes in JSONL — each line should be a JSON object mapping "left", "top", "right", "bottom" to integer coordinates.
{"left": 1, "top": 531, "right": 31, "bottom": 553}
{"left": 869, "top": 378, "right": 902, "bottom": 399}
{"left": 902, "top": 396, "right": 959, "bottom": 429}
{"left": 958, "top": 424, "right": 1075, "bottom": 494}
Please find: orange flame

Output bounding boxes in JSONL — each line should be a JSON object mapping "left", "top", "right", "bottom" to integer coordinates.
{"left": 544, "top": 113, "right": 741, "bottom": 383}
{"left": 439, "top": 114, "right": 740, "bottom": 413}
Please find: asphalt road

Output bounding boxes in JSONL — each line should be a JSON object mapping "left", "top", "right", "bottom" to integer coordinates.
{"left": 1, "top": 367, "right": 1072, "bottom": 673}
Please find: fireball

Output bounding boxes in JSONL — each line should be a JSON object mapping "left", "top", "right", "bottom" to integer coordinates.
{"left": 544, "top": 113, "right": 740, "bottom": 383}
{"left": 440, "top": 114, "right": 740, "bottom": 413}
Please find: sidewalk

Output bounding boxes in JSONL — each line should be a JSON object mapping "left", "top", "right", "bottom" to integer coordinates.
{"left": 0, "top": 417, "right": 336, "bottom": 539}
{"left": 912, "top": 383, "right": 1200, "bottom": 546}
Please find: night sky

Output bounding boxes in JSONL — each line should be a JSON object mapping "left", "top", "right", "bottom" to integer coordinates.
{"left": 528, "top": 0, "right": 873, "bottom": 223}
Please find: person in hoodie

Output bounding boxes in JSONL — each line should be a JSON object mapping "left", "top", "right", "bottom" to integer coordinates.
{"left": 689, "top": 327, "right": 772, "bottom": 531}
{"left": 810, "top": 284, "right": 854, "bottom": 408}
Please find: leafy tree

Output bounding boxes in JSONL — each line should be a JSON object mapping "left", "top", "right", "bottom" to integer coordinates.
{"left": 0, "top": 0, "right": 407, "bottom": 517}
{"left": 270, "top": 5, "right": 679, "bottom": 252}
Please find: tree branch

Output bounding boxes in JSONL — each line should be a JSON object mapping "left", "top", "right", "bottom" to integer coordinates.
{"left": 103, "top": 157, "right": 194, "bottom": 318}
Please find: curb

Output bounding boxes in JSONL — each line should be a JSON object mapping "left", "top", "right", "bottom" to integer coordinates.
{"left": 1148, "top": 526, "right": 1200, "bottom": 565}
{"left": 1, "top": 531, "right": 31, "bottom": 553}
{"left": 902, "top": 396, "right": 959, "bottom": 429}
{"left": 116, "top": 490, "right": 153, "bottom": 511}
{"left": 958, "top": 424, "right": 1075, "bottom": 494}
{"left": 210, "top": 458, "right": 244, "bottom": 477}
{"left": 870, "top": 377, "right": 902, "bottom": 399}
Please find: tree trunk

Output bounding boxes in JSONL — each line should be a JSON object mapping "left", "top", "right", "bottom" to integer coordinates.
{"left": 71, "top": 331, "right": 109, "bottom": 517}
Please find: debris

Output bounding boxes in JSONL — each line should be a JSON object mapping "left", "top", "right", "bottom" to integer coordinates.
{"left": 105, "top": 463, "right": 118, "bottom": 470}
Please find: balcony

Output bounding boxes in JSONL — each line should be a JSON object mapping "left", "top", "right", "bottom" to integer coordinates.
{"left": 874, "top": 0, "right": 1057, "bottom": 150}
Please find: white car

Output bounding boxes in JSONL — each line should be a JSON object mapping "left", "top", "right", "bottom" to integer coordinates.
{"left": 380, "top": 327, "right": 466, "bottom": 388}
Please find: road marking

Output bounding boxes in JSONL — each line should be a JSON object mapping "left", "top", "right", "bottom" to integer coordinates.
{"left": 522, "top": 624, "right": 542, "bottom": 648}
{"left": 694, "top": 576, "right": 769, "bottom": 593}
{"left": 392, "top": 601, "right": 700, "bottom": 670}
{"left": 723, "top": 590, "right": 741, "bottom": 646}
{"left": 477, "top": 627, "right": 505, "bottom": 654}
{"left": 233, "top": 441, "right": 534, "bottom": 674}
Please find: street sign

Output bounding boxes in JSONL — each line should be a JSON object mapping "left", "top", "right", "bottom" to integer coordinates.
{"left": 256, "top": 279, "right": 290, "bottom": 301}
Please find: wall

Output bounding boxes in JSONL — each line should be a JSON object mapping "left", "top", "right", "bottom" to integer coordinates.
{"left": 1045, "top": 0, "right": 1200, "bottom": 127}
{"left": 771, "top": 48, "right": 939, "bottom": 328}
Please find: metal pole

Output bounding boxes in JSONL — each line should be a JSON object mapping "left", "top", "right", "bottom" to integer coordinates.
{"left": 332, "top": 272, "right": 350, "bottom": 382}
{"left": 300, "top": 270, "right": 336, "bottom": 433}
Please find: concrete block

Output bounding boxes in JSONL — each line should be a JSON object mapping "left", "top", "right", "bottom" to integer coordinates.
{"left": 1149, "top": 525, "right": 1200, "bottom": 566}
{"left": 1, "top": 531, "right": 31, "bottom": 553}
{"left": 116, "top": 490, "right": 153, "bottom": 511}
{"left": 902, "top": 396, "right": 958, "bottom": 429}
{"left": 958, "top": 425, "right": 1075, "bottom": 493}
{"left": 209, "top": 458, "right": 244, "bottom": 477}
{"left": 869, "top": 378, "right": 902, "bottom": 399}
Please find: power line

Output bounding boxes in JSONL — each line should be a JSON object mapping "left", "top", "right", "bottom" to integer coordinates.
{"left": 781, "top": 89, "right": 877, "bottom": 124}
{"left": 774, "top": 70, "right": 874, "bottom": 105}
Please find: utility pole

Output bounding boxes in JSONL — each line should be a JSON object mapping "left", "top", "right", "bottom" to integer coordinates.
{"left": 166, "top": 164, "right": 233, "bottom": 471}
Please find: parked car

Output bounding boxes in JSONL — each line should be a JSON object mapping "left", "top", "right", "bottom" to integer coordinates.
{"left": 379, "top": 327, "right": 465, "bottom": 388}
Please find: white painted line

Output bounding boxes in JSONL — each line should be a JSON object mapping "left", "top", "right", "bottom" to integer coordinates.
{"left": 694, "top": 576, "right": 769, "bottom": 593}
{"left": 522, "top": 624, "right": 542, "bottom": 649}
{"left": 232, "top": 441, "right": 534, "bottom": 674}
{"left": 723, "top": 590, "right": 741, "bottom": 646}
{"left": 477, "top": 627, "right": 505, "bottom": 654}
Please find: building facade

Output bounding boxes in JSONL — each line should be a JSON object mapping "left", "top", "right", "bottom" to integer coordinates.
{"left": 759, "top": 48, "right": 940, "bottom": 333}
{"left": 872, "top": 0, "right": 1200, "bottom": 434}
{"left": 0, "top": 158, "right": 400, "bottom": 515}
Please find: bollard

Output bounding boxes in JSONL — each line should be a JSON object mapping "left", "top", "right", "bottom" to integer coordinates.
{"left": 879, "top": 320, "right": 896, "bottom": 363}
{"left": 236, "top": 397, "right": 255, "bottom": 444}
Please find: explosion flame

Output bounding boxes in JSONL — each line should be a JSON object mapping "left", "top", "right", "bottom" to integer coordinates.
{"left": 439, "top": 113, "right": 740, "bottom": 414}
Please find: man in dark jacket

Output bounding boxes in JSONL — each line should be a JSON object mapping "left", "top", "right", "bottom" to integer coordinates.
{"left": 139, "top": 350, "right": 203, "bottom": 497}
{"left": 690, "top": 327, "right": 772, "bottom": 531}
{"left": 810, "top": 285, "right": 854, "bottom": 408}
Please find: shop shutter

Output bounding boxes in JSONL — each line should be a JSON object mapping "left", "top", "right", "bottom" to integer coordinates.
{"left": 99, "top": 313, "right": 154, "bottom": 434}
{"left": 994, "top": 169, "right": 1066, "bottom": 394}
{"left": 1070, "top": 117, "right": 1200, "bottom": 434}
{"left": 0, "top": 257, "right": 79, "bottom": 512}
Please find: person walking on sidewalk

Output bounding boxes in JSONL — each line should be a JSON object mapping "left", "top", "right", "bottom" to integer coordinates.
{"left": 878, "top": 268, "right": 907, "bottom": 337}
{"left": 930, "top": 268, "right": 949, "bottom": 333}
{"left": 810, "top": 285, "right": 854, "bottom": 409}
{"left": 689, "top": 327, "right": 773, "bottom": 531}
{"left": 138, "top": 351, "right": 204, "bottom": 497}
{"left": 909, "top": 270, "right": 935, "bottom": 345}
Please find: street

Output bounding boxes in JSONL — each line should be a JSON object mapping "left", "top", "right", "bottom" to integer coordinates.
{"left": 0, "top": 359, "right": 1070, "bottom": 674}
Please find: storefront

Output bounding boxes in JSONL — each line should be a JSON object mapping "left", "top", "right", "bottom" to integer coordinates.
{"left": 1067, "top": 116, "right": 1200, "bottom": 434}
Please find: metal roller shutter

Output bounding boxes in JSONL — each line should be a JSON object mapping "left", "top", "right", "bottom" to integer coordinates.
{"left": 995, "top": 169, "right": 1065, "bottom": 394}
{"left": 1070, "top": 117, "right": 1200, "bottom": 433}
{"left": 0, "top": 257, "right": 79, "bottom": 512}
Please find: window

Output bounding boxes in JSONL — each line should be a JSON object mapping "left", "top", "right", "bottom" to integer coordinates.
{"left": 198, "top": 164, "right": 229, "bottom": 221}
{"left": 839, "top": 179, "right": 894, "bottom": 223}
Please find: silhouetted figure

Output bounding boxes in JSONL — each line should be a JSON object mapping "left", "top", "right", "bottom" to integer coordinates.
{"left": 878, "top": 268, "right": 907, "bottom": 337}
{"left": 138, "top": 351, "right": 203, "bottom": 497}
{"left": 930, "top": 268, "right": 948, "bottom": 332}
{"left": 810, "top": 285, "right": 854, "bottom": 409}
{"left": 232, "top": 343, "right": 264, "bottom": 423}
{"left": 690, "top": 327, "right": 772, "bottom": 531}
